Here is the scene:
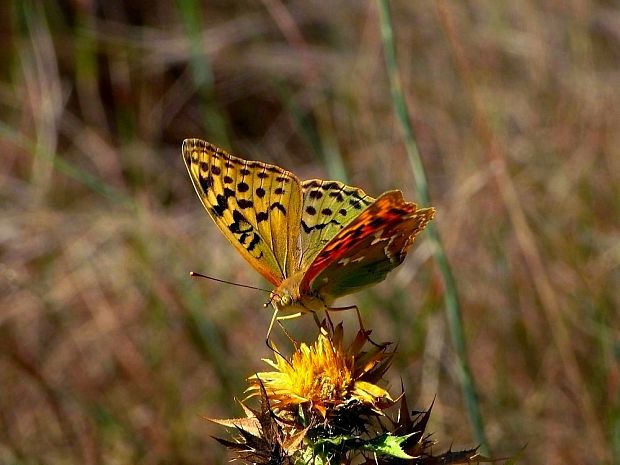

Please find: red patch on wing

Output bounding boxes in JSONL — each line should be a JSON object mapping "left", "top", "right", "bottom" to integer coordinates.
{"left": 300, "top": 191, "right": 434, "bottom": 292}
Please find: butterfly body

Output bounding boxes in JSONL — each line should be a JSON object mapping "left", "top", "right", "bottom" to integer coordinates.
{"left": 182, "top": 138, "right": 434, "bottom": 323}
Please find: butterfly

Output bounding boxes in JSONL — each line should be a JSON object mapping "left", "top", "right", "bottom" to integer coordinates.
{"left": 182, "top": 138, "right": 435, "bottom": 334}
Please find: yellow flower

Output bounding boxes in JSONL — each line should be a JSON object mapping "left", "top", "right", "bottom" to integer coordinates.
{"left": 248, "top": 325, "right": 394, "bottom": 418}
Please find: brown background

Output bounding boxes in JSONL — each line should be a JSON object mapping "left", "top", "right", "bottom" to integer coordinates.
{"left": 1, "top": 1, "right": 618, "bottom": 464}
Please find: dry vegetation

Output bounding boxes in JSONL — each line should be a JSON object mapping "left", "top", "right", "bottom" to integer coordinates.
{"left": 1, "top": 1, "right": 619, "bottom": 464}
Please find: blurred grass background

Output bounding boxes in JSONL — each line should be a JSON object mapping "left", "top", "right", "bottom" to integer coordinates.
{"left": 1, "top": 1, "right": 619, "bottom": 464}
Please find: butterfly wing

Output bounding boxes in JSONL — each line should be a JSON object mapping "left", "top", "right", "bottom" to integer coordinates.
{"left": 299, "top": 190, "right": 435, "bottom": 299}
{"left": 182, "top": 139, "right": 302, "bottom": 285}
{"left": 298, "top": 179, "right": 374, "bottom": 270}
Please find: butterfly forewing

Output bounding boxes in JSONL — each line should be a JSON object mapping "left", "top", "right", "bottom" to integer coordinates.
{"left": 299, "top": 190, "right": 435, "bottom": 299}
{"left": 182, "top": 139, "right": 302, "bottom": 285}
{"left": 298, "top": 179, "right": 374, "bottom": 270}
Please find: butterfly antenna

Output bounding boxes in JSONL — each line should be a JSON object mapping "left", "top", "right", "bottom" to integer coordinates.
{"left": 189, "top": 272, "right": 272, "bottom": 294}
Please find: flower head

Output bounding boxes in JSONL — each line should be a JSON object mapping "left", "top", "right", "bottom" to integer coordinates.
{"left": 248, "top": 324, "right": 394, "bottom": 418}
{"left": 213, "top": 325, "right": 493, "bottom": 464}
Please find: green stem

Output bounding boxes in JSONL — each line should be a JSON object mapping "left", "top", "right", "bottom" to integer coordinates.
{"left": 377, "top": 0, "right": 489, "bottom": 453}
{"left": 177, "top": 0, "right": 229, "bottom": 145}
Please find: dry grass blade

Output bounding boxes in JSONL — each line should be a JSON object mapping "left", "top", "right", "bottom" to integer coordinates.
{"left": 434, "top": 0, "right": 610, "bottom": 460}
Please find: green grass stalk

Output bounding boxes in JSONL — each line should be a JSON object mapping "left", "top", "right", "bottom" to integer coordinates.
{"left": 176, "top": 0, "right": 229, "bottom": 145}
{"left": 377, "top": 0, "right": 489, "bottom": 453}
{"left": 279, "top": 86, "right": 349, "bottom": 182}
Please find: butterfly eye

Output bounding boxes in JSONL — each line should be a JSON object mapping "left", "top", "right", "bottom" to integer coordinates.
{"left": 280, "top": 294, "right": 292, "bottom": 307}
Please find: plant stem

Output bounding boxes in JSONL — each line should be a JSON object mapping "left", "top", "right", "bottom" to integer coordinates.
{"left": 376, "top": 0, "right": 488, "bottom": 453}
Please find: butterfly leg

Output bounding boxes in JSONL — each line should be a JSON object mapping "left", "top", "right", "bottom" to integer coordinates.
{"left": 265, "top": 304, "right": 280, "bottom": 345}
{"left": 265, "top": 304, "right": 303, "bottom": 342}
{"left": 309, "top": 310, "right": 333, "bottom": 333}
{"left": 266, "top": 322, "right": 296, "bottom": 367}
{"left": 311, "top": 311, "right": 321, "bottom": 328}
{"left": 266, "top": 310, "right": 304, "bottom": 364}
{"left": 325, "top": 304, "right": 383, "bottom": 348}
{"left": 265, "top": 306, "right": 279, "bottom": 354}
{"left": 265, "top": 338, "right": 293, "bottom": 367}
{"left": 276, "top": 320, "right": 300, "bottom": 349}
{"left": 323, "top": 308, "right": 336, "bottom": 333}
{"left": 325, "top": 304, "right": 365, "bottom": 329}
{"left": 265, "top": 306, "right": 298, "bottom": 363}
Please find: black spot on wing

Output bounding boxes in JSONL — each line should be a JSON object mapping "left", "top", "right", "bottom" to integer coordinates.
{"left": 211, "top": 188, "right": 234, "bottom": 217}
{"left": 270, "top": 202, "right": 286, "bottom": 215}
{"left": 238, "top": 199, "right": 254, "bottom": 209}
{"left": 229, "top": 210, "right": 253, "bottom": 234}
{"left": 350, "top": 200, "right": 363, "bottom": 209}
{"left": 301, "top": 218, "right": 341, "bottom": 233}
{"left": 212, "top": 194, "right": 228, "bottom": 217}
{"left": 199, "top": 175, "right": 213, "bottom": 192}
{"left": 238, "top": 182, "right": 249, "bottom": 193}
{"left": 246, "top": 233, "right": 261, "bottom": 252}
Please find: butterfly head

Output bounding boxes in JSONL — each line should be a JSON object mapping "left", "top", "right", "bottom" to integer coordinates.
{"left": 265, "top": 290, "right": 287, "bottom": 306}
{"left": 266, "top": 273, "right": 325, "bottom": 315}
{"left": 267, "top": 288, "right": 297, "bottom": 312}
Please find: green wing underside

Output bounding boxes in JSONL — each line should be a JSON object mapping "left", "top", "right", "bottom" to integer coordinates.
{"left": 314, "top": 257, "right": 402, "bottom": 298}
{"left": 298, "top": 179, "right": 374, "bottom": 270}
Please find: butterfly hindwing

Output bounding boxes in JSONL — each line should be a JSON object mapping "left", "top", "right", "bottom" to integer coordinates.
{"left": 298, "top": 179, "right": 374, "bottom": 269}
{"left": 299, "top": 190, "right": 435, "bottom": 299}
{"left": 182, "top": 139, "right": 302, "bottom": 285}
